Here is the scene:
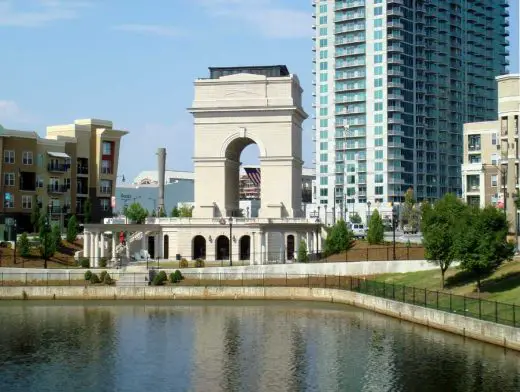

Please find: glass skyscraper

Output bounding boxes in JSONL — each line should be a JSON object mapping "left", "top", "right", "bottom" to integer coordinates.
{"left": 313, "top": 0, "right": 509, "bottom": 218}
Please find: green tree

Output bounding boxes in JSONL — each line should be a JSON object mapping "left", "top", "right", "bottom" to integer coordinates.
{"left": 84, "top": 198, "right": 92, "bottom": 223}
{"left": 18, "top": 232, "right": 31, "bottom": 257}
{"left": 51, "top": 224, "right": 62, "bottom": 250}
{"left": 66, "top": 215, "right": 78, "bottom": 243}
{"left": 324, "top": 220, "right": 355, "bottom": 256}
{"left": 400, "top": 187, "right": 420, "bottom": 230}
{"left": 170, "top": 206, "right": 180, "bottom": 217}
{"left": 158, "top": 207, "right": 167, "bottom": 217}
{"left": 422, "top": 193, "right": 467, "bottom": 288}
{"left": 30, "top": 200, "right": 40, "bottom": 233}
{"left": 350, "top": 213, "right": 362, "bottom": 224}
{"left": 151, "top": 209, "right": 157, "bottom": 217}
{"left": 124, "top": 202, "right": 148, "bottom": 224}
{"left": 455, "top": 205, "right": 514, "bottom": 292}
{"left": 367, "top": 209, "right": 384, "bottom": 245}
{"left": 39, "top": 221, "right": 55, "bottom": 268}
{"left": 297, "top": 240, "right": 309, "bottom": 263}
{"left": 179, "top": 204, "right": 193, "bottom": 217}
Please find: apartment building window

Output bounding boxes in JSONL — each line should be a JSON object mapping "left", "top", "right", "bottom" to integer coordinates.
{"left": 102, "top": 141, "right": 112, "bottom": 155}
{"left": 319, "top": 28, "right": 327, "bottom": 36}
{"left": 374, "top": 7, "right": 383, "bottom": 16}
{"left": 320, "top": 85, "right": 328, "bottom": 93}
{"left": 491, "top": 175, "right": 498, "bottom": 187}
{"left": 101, "top": 160, "right": 112, "bottom": 174}
{"left": 492, "top": 133, "right": 497, "bottom": 145}
{"left": 374, "top": 19, "right": 383, "bottom": 28}
{"left": 375, "top": 150, "right": 383, "bottom": 159}
{"left": 22, "top": 195, "right": 32, "bottom": 209}
{"left": 320, "top": 119, "right": 328, "bottom": 127}
{"left": 36, "top": 175, "right": 44, "bottom": 188}
{"left": 320, "top": 96, "right": 328, "bottom": 105}
{"left": 22, "top": 151, "right": 33, "bottom": 165}
{"left": 319, "top": 39, "right": 327, "bottom": 47}
{"left": 100, "top": 180, "right": 112, "bottom": 194}
{"left": 4, "top": 150, "right": 14, "bottom": 164}
{"left": 4, "top": 173, "right": 15, "bottom": 186}
{"left": 319, "top": 73, "right": 327, "bottom": 82}
{"left": 4, "top": 193, "right": 14, "bottom": 208}
{"left": 319, "top": 16, "right": 327, "bottom": 24}
{"left": 375, "top": 186, "right": 384, "bottom": 195}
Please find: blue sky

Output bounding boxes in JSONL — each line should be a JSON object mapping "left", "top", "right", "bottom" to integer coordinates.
{"left": 0, "top": 0, "right": 518, "bottom": 183}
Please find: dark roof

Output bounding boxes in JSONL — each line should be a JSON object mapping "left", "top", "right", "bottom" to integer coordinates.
{"left": 208, "top": 65, "right": 290, "bottom": 79}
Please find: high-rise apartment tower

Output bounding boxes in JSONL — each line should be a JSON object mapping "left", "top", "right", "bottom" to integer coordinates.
{"left": 312, "top": 0, "right": 509, "bottom": 220}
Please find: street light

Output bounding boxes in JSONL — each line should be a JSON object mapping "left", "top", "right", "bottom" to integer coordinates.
{"left": 391, "top": 202, "right": 398, "bottom": 261}
{"left": 367, "top": 201, "right": 372, "bottom": 225}
{"left": 219, "top": 217, "right": 233, "bottom": 266}
{"left": 42, "top": 215, "right": 51, "bottom": 269}
{"left": 315, "top": 217, "right": 321, "bottom": 256}
{"left": 149, "top": 198, "right": 157, "bottom": 214}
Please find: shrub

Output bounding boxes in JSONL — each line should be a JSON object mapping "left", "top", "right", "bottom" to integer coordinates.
{"left": 297, "top": 240, "right": 308, "bottom": 263}
{"left": 194, "top": 259, "right": 205, "bottom": 268}
{"left": 18, "top": 232, "right": 31, "bottom": 257}
{"left": 80, "top": 258, "right": 90, "bottom": 268}
{"left": 99, "top": 270, "right": 108, "bottom": 282}
{"left": 99, "top": 258, "right": 107, "bottom": 268}
{"left": 90, "top": 273, "right": 101, "bottom": 284}
{"left": 180, "top": 258, "right": 189, "bottom": 268}
{"left": 103, "top": 273, "right": 114, "bottom": 285}
{"left": 0, "top": 241, "right": 11, "bottom": 249}
{"left": 152, "top": 271, "right": 167, "bottom": 286}
{"left": 170, "top": 270, "right": 184, "bottom": 283}
{"left": 84, "top": 270, "right": 92, "bottom": 281}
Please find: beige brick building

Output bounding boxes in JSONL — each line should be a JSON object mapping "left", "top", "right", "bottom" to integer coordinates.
{"left": 462, "top": 74, "right": 520, "bottom": 232}
{"left": 0, "top": 119, "right": 127, "bottom": 235}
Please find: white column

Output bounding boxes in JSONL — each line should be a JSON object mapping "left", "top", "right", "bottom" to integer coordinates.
{"left": 126, "top": 235, "right": 130, "bottom": 259}
{"left": 264, "top": 231, "right": 269, "bottom": 263}
{"left": 90, "top": 232, "right": 96, "bottom": 266}
{"left": 111, "top": 233, "right": 116, "bottom": 260}
{"left": 250, "top": 232, "right": 255, "bottom": 266}
{"left": 312, "top": 231, "right": 317, "bottom": 254}
{"left": 141, "top": 231, "right": 146, "bottom": 255}
{"left": 100, "top": 233, "right": 105, "bottom": 258}
{"left": 280, "top": 231, "right": 286, "bottom": 264}
{"left": 84, "top": 232, "right": 90, "bottom": 258}
{"left": 306, "top": 232, "right": 311, "bottom": 253}
{"left": 93, "top": 232, "right": 100, "bottom": 268}
{"left": 155, "top": 233, "right": 161, "bottom": 260}
{"left": 260, "top": 231, "right": 265, "bottom": 265}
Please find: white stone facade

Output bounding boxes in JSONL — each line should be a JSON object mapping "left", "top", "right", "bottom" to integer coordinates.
{"left": 83, "top": 66, "right": 322, "bottom": 266}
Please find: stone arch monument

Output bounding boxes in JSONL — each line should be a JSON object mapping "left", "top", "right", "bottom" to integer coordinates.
{"left": 189, "top": 65, "right": 308, "bottom": 219}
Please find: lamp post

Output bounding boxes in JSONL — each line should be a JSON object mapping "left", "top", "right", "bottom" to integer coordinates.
{"left": 315, "top": 217, "right": 321, "bottom": 256}
{"left": 367, "top": 201, "right": 372, "bottom": 225}
{"left": 219, "top": 217, "right": 233, "bottom": 266}
{"left": 149, "top": 198, "right": 157, "bottom": 215}
{"left": 42, "top": 215, "right": 51, "bottom": 269}
{"left": 391, "top": 202, "right": 398, "bottom": 260}
{"left": 12, "top": 220, "right": 17, "bottom": 265}
{"left": 324, "top": 204, "right": 328, "bottom": 226}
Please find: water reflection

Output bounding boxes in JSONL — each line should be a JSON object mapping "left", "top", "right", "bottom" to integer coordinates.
{"left": 0, "top": 301, "right": 519, "bottom": 392}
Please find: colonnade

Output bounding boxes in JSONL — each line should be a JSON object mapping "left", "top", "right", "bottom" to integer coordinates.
{"left": 83, "top": 230, "right": 163, "bottom": 267}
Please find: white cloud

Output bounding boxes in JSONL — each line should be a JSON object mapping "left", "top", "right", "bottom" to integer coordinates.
{"left": 0, "top": 100, "right": 35, "bottom": 125}
{"left": 194, "top": 0, "right": 310, "bottom": 39}
{"left": 0, "top": 0, "right": 90, "bottom": 27}
{"left": 112, "top": 24, "right": 185, "bottom": 38}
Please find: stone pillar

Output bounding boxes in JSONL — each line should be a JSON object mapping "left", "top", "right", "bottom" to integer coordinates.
{"left": 93, "top": 232, "right": 100, "bottom": 268}
{"left": 260, "top": 231, "right": 265, "bottom": 265}
{"left": 84, "top": 231, "right": 90, "bottom": 258}
{"left": 90, "top": 232, "right": 96, "bottom": 266}
{"left": 280, "top": 231, "right": 286, "bottom": 264}
{"left": 100, "top": 233, "right": 105, "bottom": 258}
{"left": 251, "top": 232, "right": 256, "bottom": 266}
{"left": 155, "top": 232, "right": 161, "bottom": 260}
{"left": 141, "top": 231, "right": 146, "bottom": 257}
{"left": 112, "top": 233, "right": 116, "bottom": 260}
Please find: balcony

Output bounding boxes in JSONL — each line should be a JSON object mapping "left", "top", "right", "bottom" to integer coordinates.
{"left": 47, "top": 205, "right": 71, "bottom": 214}
{"left": 47, "top": 184, "right": 68, "bottom": 194}
{"left": 99, "top": 186, "right": 112, "bottom": 195}
{"left": 77, "top": 166, "right": 89, "bottom": 175}
{"left": 48, "top": 163, "right": 69, "bottom": 173}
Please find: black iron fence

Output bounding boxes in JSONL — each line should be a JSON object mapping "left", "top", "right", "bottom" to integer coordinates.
{"left": 0, "top": 271, "right": 517, "bottom": 328}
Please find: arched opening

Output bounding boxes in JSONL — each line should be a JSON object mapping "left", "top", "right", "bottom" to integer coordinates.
{"left": 216, "top": 235, "right": 229, "bottom": 260}
{"left": 163, "top": 235, "right": 169, "bottom": 260}
{"left": 287, "top": 235, "right": 295, "bottom": 260}
{"left": 192, "top": 235, "right": 206, "bottom": 260}
{"left": 147, "top": 236, "right": 155, "bottom": 259}
{"left": 225, "top": 138, "right": 261, "bottom": 218}
{"left": 239, "top": 235, "right": 251, "bottom": 260}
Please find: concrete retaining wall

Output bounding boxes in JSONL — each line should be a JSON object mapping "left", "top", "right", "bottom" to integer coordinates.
{"left": 0, "top": 259, "right": 439, "bottom": 282}
{"left": 0, "top": 285, "right": 517, "bottom": 351}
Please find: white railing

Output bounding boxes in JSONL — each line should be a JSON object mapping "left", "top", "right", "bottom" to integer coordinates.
{"left": 145, "top": 217, "right": 320, "bottom": 225}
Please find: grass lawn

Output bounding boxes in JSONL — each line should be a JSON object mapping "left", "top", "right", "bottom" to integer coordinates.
{"left": 0, "top": 240, "right": 82, "bottom": 269}
{"left": 370, "top": 260, "right": 520, "bottom": 305}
